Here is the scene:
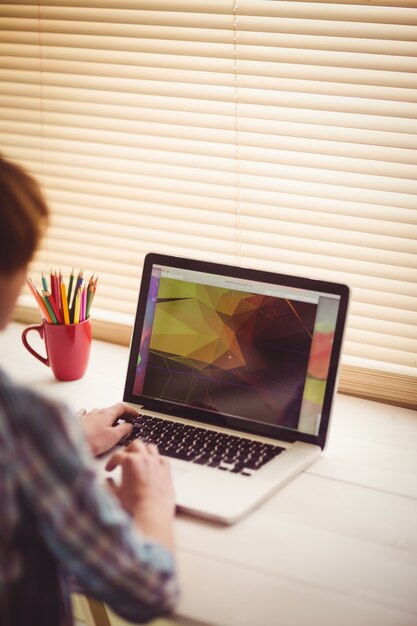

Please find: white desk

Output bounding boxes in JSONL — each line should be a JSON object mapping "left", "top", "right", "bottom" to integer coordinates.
{"left": 1, "top": 322, "right": 417, "bottom": 626}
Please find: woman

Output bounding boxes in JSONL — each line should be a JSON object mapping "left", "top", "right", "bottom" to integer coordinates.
{"left": 0, "top": 156, "right": 178, "bottom": 625}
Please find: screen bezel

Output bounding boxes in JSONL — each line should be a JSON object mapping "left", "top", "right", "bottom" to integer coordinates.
{"left": 124, "top": 253, "right": 350, "bottom": 449}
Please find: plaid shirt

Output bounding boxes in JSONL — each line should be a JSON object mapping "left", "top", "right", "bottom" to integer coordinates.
{"left": 0, "top": 370, "right": 178, "bottom": 626}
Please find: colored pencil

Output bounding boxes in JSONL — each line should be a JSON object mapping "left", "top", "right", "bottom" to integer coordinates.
{"left": 86, "top": 285, "right": 93, "bottom": 318}
{"left": 60, "top": 281, "right": 70, "bottom": 325}
{"left": 55, "top": 271, "right": 61, "bottom": 316}
{"left": 67, "top": 267, "right": 74, "bottom": 308}
{"left": 74, "top": 288, "right": 81, "bottom": 325}
{"left": 26, "top": 278, "right": 52, "bottom": 322}
{"left": 76, "top": 269, "right": 83, "bottom": 292}
{"left": 79, "top": 287, "right": 84, "bottom": 322}
{"left": 82, "top": 286, "right": 87, "bottom": 322}
{"left": 51, "top": 271, "right": 56, "bottom": 305}
{"left": 70, "top": 270, "right": 83, "bottom": 322}
{"left": 43, "top": 291, "right": 62, "bottom": 324}
{"left": 42, "top": 292, "right": 58, "bottom": 324}
{"left": 58, "top": 271, "right": 63, "bottom": 317}
{"left": 41, "top": 272, "right": 48, "bottom": 292}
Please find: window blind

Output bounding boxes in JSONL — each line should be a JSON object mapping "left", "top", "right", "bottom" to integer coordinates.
{"left": 1, "top": 1, "right": 416, "bottom": 403}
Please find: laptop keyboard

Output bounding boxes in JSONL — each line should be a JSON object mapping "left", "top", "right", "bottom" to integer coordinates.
{"left": 116, "top": 414, "right": 285, "bottom": 476}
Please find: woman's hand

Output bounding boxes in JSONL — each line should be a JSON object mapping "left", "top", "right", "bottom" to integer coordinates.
{"left": 106, "top": 440, "right": 176, "bottom": 550}
{"left": 79, "top": 403, "right": 139, "bottom": 457}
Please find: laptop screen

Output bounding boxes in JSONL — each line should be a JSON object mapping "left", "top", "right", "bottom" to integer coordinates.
{"left": 124, "top": 254, "right": 350, "bottom": 447}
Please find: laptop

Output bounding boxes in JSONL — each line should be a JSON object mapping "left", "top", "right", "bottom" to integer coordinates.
{"left": 115, "top": 252, "right": 349, "bottom": 524}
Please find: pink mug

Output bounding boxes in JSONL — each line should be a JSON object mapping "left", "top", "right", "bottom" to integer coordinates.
{"left": 22, "top": 319, "right": 92, "bottom": 381}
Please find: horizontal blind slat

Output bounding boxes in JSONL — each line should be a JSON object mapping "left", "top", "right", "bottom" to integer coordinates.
{"left": 348, "top": 316, "right": 417, "bottom": 341}
{"left": 8, "top": 0, "right": 417, "bottom": 12}
{"left": 5, "top": 1, "right": 417, "bottom": 24}
{"left": 3, "top": 68, "right": 417, "bottom": 119}
{"left": 343, "top": 341, "right": 415, "bottom": 368}
{"left": 1, "top": 95, "right": 417, "bottom": 151}
{"left": 4, "top": 37, "right": 417, "bottom": 63}
{"left": 4, "top": 48, "right": 417, "bottom": 82}
{"left": 3, "top": 78, "right": 417, "bottom": 134}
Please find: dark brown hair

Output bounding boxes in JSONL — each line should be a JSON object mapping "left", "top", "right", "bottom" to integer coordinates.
{"left": 0, "top": 156, "right": 49, "bottom": 274}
